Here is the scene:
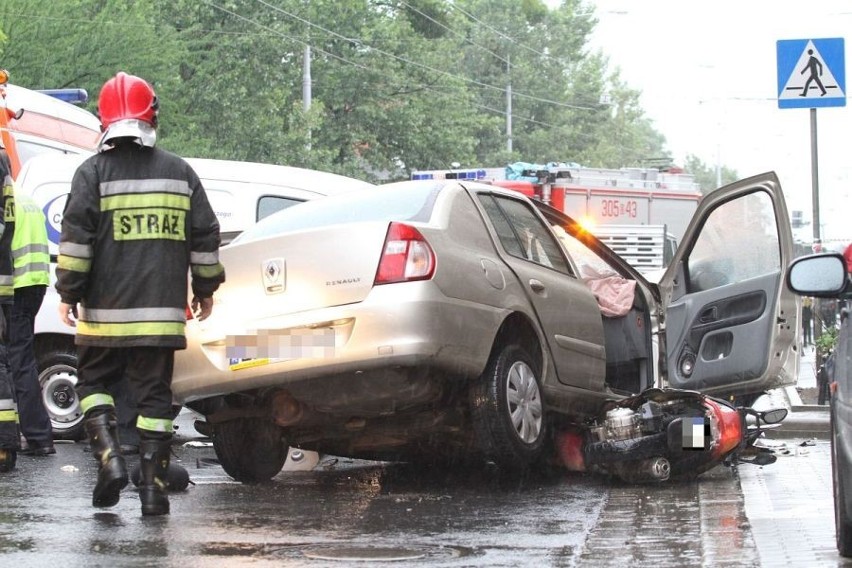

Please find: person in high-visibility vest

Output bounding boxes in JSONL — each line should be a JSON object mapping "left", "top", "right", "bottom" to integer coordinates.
{"left": 10, "top": 191, "right": 53, "bottom": 456}
{"left": 0, "top": 154, "right": 18, "bottom": 472}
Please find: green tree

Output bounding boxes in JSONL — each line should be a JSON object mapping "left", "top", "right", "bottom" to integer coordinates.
{"left": 0, "top": 0, "right": 675, "bottom": 179}
{"left": 0, "top": 0, "right": 187, "bottom": 134}
{"left": 684, "top": 154, "right": 739, "bottom": 194}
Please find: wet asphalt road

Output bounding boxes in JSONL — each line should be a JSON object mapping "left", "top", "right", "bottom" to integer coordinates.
{"left": 0, "top": 437, "right": 849, "bottom": 567}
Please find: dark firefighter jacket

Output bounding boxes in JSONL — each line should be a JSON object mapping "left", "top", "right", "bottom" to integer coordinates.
{"left": 0, "top": 159, "right": 15, "bottom": 304}
{"left": 55, "top": 143, "right": 225, "bottom": 349}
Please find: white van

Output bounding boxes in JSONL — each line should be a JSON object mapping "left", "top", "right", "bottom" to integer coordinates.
{"left": 15, "top": 153, "right": 374, "bottom": 438}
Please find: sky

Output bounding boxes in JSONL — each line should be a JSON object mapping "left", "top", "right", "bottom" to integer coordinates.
{"left": 584, "top": 0, "right": 852, "bottom": 247}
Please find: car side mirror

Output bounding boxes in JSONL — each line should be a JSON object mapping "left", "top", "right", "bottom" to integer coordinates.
{"left": 786, "top": 253, "right": 848, "bottom": 297}
{"left": 761, "top": 408, "right": 788, "bottom": 424}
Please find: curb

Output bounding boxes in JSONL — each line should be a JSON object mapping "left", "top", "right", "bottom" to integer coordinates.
{"left": 766, "top": 405, "right": 830, "bottom": 440}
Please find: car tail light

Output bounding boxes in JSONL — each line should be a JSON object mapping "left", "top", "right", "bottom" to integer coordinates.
{"left": 185, "top": 304, "right": 194, "bottom": 320}
{"left": 374, "top": 222, "right": 435, "bottom": 285}
{"left": 703, "top": 397, "right": 743, "bottom": 459}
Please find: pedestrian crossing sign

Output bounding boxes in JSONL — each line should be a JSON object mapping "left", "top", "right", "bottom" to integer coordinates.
{"left": 777, "top": 37, "right": 846, "bottom": 109}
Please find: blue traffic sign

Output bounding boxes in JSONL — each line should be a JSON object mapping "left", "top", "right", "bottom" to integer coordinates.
{"left": 777, "top": 38, "right": 846, "bottom": 109}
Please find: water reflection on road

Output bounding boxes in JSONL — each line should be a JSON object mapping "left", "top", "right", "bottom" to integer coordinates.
{"left": 0, "top": 441, "right": 846, "bottom": 566}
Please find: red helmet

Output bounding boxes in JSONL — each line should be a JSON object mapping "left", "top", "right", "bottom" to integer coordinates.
{"left": 98, "top": 72, "right": 158, "bottom": 129}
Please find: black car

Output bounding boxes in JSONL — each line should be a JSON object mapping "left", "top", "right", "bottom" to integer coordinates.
{"left": 786, "top": 252, "right": 851, "bottom": 556}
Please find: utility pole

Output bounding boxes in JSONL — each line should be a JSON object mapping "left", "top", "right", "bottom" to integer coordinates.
{"left": 506, "top": 53, "right": 512, "bottom": 153}
{"left": 303, "top": 45, "right": 312, "bottom": 111}
{"left": 303, "top": 45, "right": 312, "bottom": 150}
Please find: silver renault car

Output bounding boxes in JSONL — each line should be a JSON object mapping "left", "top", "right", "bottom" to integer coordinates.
{"left": 173, "top": 173, "right": 798, "bottom": 482}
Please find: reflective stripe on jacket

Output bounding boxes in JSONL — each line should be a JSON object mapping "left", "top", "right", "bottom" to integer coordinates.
{"left": 0, "top": 169, "right": 15, "bottom": 303}
{"left": 55, "top": 144, "right": 224, "bottom": 348}
{"left": 11, "top": 192, "right": 49, "bottom": 289}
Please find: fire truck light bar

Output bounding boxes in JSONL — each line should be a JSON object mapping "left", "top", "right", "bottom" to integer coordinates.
{"left": 412, "top": 169, "right": 487, "bottom": 181}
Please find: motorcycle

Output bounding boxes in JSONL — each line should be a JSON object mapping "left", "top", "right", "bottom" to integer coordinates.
{"left": 554, "top": 388, "right": 787, "bottom": 483}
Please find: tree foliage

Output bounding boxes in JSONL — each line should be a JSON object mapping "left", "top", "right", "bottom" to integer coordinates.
{"left": 683, "top": 154, "right": 739, "bottom": 194}
{"left": 0, "top": 0, "right": 688, "bottom": 181}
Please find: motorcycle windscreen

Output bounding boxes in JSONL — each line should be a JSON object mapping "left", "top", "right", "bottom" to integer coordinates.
{"left": 660, "top": 174, "right": 797, "bottom": 395}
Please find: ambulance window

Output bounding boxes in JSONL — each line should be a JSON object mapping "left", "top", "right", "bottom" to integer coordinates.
{"left": 257, "top": 196, "right": 305, "bottom": 221}
{"left": 15, "top": 140, "right": 75, "bottom": 166}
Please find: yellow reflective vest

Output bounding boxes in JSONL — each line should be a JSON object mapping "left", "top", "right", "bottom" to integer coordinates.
{"left": 11, "top": 192, "right": 49, "bottom": 289}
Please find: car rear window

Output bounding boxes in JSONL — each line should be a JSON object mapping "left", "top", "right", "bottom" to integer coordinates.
{"left": 235, "top": 180, "right": 442, "bottom": 243}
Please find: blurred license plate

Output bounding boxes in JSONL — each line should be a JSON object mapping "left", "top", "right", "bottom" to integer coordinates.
{"left": 226, "top": 327, "right": 336, "bottom": 371}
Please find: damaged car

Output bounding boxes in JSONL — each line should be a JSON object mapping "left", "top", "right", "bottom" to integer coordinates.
{"left": 172, "top": 172, "right": 798, "bottom": 482}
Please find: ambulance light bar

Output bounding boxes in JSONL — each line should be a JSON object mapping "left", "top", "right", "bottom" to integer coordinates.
{"left": 37, "top": 89, "right": 89, "bottom": 105}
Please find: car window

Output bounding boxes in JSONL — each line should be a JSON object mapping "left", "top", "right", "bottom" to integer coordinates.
{"left": 256, "top": 195, "right": 305, "bottom": 221}
{"left": 687, "top": 189, "right": 780, "bottom": 293}
{"left": 552, "top": 224, "right": 612, "bottom": 278}
{"left": 236, "top": 180, "right": 442, "bottom": 243}
{"left": 479, "top": 194, "right": 571, "bottom": 274}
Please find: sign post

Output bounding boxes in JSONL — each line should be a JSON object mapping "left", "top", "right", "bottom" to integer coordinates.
{"left": 777, "top": 37, "right": 846, "bottom": 249}
{"left": 777, "top": 37, "right": 846, "bottom": 370}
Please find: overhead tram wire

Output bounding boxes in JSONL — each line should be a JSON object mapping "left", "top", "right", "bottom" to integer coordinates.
{"left": 13, "top": 5, "right": 613, "bottom": 142}
{"left": 447, "top": 2, "right": 559, "bottom": 62}
{"left": 396, "top": 0, "right": 508, "bottom": 65}
{"left": 251, "top": 0, "right": 595, "bottom": 111}
{"left": 204, "top": 1, "right": 559, "bottom": 129}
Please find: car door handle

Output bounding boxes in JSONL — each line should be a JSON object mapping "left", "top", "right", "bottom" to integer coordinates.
{"left": 529, "top": 279, "right": 546, "bottom": 293}
{"left": 699, "top": 307, "right": 718, "bottom": 323}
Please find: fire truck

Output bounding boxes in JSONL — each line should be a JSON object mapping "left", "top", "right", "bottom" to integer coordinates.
{"left": 411, "top": 163, "right": 703, "bottom": 274}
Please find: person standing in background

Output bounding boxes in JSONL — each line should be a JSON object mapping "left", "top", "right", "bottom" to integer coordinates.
{"left": 802, "top": 296, "right": 814, "bottom": 348}
{"left": 11, "top": 191, "right": 54, "bottom": 456}
{"left": 0, "top": 154, "right": 18, "bottom": 471}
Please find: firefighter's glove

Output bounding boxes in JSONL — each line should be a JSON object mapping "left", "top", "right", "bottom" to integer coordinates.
{"left": 191, "top": 296, "right": 214, "bottom": 322}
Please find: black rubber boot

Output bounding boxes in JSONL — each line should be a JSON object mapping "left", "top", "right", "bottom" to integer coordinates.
{"left": 0, "top": 448, "right": 15, "bottom": 472}
{"left": 85, "top": 412, "right": 128, "bottom": 507}
{"left": 139, "top": 439, "right": 172, "bottom": 516}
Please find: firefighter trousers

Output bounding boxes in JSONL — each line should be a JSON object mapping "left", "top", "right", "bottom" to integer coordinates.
{"left": 0, "top": 305, "right": 20, "bottom": 450}
{"left": 76, "top": 345, "right": 175, "bottom": 441}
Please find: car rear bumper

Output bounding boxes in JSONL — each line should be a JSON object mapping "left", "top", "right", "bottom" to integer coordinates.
{"left": 172, "top": 281, "right": 507, "bottom": 408}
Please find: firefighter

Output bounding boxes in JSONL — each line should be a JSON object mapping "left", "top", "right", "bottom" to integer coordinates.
{"left": 56, "top": 72, "right": 224, "bottom": 515}
{"left": 11, "top": 191, "right": 54, "bottom": 456}
{"left": 0, "top": 155, "right": 17, "bottom": 471}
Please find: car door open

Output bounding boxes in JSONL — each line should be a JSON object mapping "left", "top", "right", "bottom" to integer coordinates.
{"left": 658, "top": 172, "right": 797, "bottom": 397}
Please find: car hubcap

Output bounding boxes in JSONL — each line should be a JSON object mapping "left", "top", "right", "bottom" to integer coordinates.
{"left": 40, "top": 366, "right": 82, "bottom": 431}
{"left": 506, "top": 361, "right": 542, "bottom": 444}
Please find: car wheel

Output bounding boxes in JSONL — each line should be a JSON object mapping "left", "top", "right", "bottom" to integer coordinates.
{"left": 212, "top": 417, "right": 289, "bottom": 483}
{"left": 470, "top": 343, "right": 546, "bottom": 469}
{"left": 831, "top": 403, "right": 852, "bottom": 556}
{"left": 37, "top": 351, "right": 85, "bottom": 440}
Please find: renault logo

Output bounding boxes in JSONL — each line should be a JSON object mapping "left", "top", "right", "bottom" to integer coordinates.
{"left": 262, "top": 258, "right": 285, "bottom": 294}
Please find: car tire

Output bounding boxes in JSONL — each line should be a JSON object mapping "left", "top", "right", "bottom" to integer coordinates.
{"left": 470, "top": 343, "right": 546, "bottom": 469}
{"left": 831, "top": 403, "right": 852, "bottom": 557}
{"left": 212, "top": 417, "right": 289, "bottom": 483}
{"left": 36, "top": 350, "right": 85, "bottom": 440}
